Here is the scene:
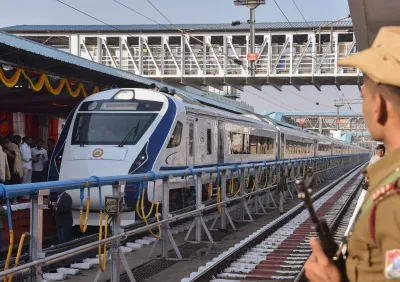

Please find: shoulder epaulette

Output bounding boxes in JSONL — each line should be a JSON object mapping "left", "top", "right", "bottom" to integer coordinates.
{"left": 369, "top": 181, "right": 400, "bottom": 244}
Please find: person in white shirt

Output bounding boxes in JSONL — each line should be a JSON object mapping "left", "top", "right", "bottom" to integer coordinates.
{"left": 363, "top": 144, "right": 385, "bottom": 190}
{"left": 19, "top": 136, "right": 37, "bottom": 184}
{"left": 31, "top": 139, "right": 48, "bottom": 183}
{"left": 368, "top": 144, "right": 385, "bottom": 166}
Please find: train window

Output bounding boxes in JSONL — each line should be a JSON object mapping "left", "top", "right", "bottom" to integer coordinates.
{"left": 189, "top": 123, "right": 194, "bottom": 156}
{"left": 206, "top": 128, "right": 212, "bottom": 155}
{"left": 260, "top": 136, "right": 272, "bottom": 154}
{"left": 71, "top": 113, "right": 157, "bottom": 146}
{"left": 269, "top": 137, "right": 274, "bottom": 154}
{"left": 167, "top": 121, "right": 183, "bottom": 148}
{"left": 250, "top": 135, "right": 257, "bottom": 154}
{"left": 242, "top": 134, "right": 249, "bottom": 154}
{"left": 229, "top": 132, "right": 242, "bottom": 154}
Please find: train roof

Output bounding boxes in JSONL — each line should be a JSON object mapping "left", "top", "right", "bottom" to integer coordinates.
{"left": 184, "top": 101, "right": 278, "bottom": 131}
{"left": 278, "top": 126, "right": 318, "bottom": 140}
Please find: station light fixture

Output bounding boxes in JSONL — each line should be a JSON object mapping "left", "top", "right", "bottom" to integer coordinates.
{"left": 232, "top": 21, "right": 242, "bottom": 26}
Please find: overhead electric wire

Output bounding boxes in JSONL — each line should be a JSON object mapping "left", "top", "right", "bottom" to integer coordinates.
{"left": 291, "top": 0, "right": 310, "bottom": 27}
{"left": 112, "top": 0, "right": 167, "bottom": 27}
{"left": 245, "top": 88, "right": 296, "bottom": 111}
{"left": 55, "top": 0, "right": 131, "bottom": 32}
{"left": 282, "top": 86, "right": 333, "bottom": 109}
{"left": 145, "top": 0, "right": 179, "bottom": 29}
{"left": 114, "top": 0, "right": 243, "bottom": 67}
{"left": 275, "top": 0, "right": 353, "bottom": 111}
{"left": 334, "top": 87, "right": 356, "bottom": 113}
{"left": 256, "top": 88, "right": 300, "bottom": 111}
{"left": 144, "top": 0, "right": 240, "bottom": 64}
{"left": 54, "top": 0, "right": 158, "bottom": 44}
{"left": 289, "top": 2, "right": 355, "bottom": 113}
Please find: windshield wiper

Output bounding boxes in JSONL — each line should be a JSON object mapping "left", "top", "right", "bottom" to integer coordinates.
{"left": 118, "top": 120, "right": 141, "bottom": 147}
{"left": 77, "top": 122, "right": 86, "bottom": 147}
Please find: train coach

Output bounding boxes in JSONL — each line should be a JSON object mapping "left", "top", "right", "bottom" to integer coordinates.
{"left": 47, "top": 88, "right": 367, "bottom": 225}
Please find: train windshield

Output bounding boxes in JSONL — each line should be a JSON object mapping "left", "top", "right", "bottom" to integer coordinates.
{"left": 71, "top": 113, "right": 157, "bottom": 146}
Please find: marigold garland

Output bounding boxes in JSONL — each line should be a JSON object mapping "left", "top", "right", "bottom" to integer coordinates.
{"left": 0, "top": 66, "right": 100, "bottom": 98}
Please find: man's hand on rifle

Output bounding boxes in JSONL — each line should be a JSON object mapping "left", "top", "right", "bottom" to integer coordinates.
{"left": 305, "top": 238, "right": 343, "bottom": 282}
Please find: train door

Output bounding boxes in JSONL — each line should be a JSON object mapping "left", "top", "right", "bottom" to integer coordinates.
{"left": 280, "top": 133, "right": 285, "bottom": 159}
{"left": 217, "top": 120, "right": 224, "bottom": 164}
{"left": 186, "top": 120, "right": 195, "bottom": 167}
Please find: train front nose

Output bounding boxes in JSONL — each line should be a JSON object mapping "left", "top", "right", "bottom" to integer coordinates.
{"left": 59, "top": 145, "right": 132, "bottom": 210}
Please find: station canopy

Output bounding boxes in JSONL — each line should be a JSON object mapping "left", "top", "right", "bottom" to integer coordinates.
{"left": 0, "top": 31, "right": 249, "bottom": 119}
{"left": 0, "top": 31, "right": 154, "bottom": 117}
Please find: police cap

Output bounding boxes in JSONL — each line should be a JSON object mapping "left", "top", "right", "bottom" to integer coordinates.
{"left": 338, "top": 27, "right": 400, "bottom": 88}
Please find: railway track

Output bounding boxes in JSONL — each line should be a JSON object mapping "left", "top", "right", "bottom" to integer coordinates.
{"left": 181, "top": 165, "right": 364, "bottom": 282}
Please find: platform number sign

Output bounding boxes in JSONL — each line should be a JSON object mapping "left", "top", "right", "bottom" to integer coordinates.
{"left": 105, "top": 196, "right": 123, "bottom": 215}
{"left": 247, "top": 53, "right": 258, "bottom": 61}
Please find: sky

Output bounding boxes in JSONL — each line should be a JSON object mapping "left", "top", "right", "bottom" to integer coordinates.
{"left": 0, "top": 0, "right": 362, "bottom": 114}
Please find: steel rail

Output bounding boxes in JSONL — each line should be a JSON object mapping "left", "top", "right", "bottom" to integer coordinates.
{"left": 180, "top": 162, "right": 367, "bottom": 282}
{"left": 292, "top": 173, "right": 363, "bottom": 282}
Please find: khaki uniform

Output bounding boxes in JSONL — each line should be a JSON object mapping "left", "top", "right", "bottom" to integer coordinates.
{"left": 346, "top": 148, "right": 400, "bottom": 281}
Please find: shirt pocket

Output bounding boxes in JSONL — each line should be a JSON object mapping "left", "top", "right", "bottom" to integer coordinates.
{"left": 347, "top": 256, "right": 360, "bottom": 282}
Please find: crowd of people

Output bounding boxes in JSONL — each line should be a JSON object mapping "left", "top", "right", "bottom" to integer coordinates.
{"left": 0, "top": 135, "right": 73, "bottom": 245}
{"left": 0, "top": 135, "right": 55, "bottom": 201}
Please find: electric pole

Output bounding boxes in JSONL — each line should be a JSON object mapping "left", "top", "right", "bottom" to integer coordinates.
{"left": 234, "top": 0, "right": 265, "bottom": 77}
{"left": 334, "top": 100, "right": 344, "bottom": 130}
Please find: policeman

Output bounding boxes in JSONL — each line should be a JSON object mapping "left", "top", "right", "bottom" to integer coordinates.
{"left": 305, "top": 26, "right": 400, "bottom": 282}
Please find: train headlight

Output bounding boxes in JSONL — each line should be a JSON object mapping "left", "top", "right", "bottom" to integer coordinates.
{"left": 129, "top": 143, "right": 148, "bottom": 174}
{"left": 114, "top": 90, "right": 135, "bottom": 100}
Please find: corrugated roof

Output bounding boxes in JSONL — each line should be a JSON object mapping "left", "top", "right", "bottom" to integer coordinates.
{"left": 0, "top": 30, "right": 249, "bottom": 114}
{"left": 1, "top": 21, "right": 353, "bottom": 33}
{"left": 0, "top": 30, "right": 150, "bottom": 84}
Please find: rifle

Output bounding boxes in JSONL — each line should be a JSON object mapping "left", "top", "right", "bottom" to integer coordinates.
{"left": 296, "top": 168, "right": 348, "bottom": 282}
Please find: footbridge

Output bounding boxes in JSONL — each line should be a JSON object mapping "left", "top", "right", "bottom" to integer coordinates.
{"left": 3, "top": 21, "right": 361, "bottom": 94}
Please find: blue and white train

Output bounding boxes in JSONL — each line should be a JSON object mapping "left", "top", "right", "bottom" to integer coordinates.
{"left": 48, "top": 88, "right": 367, "bottom": 225}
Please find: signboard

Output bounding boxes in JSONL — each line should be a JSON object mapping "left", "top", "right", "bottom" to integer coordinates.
{"left": 234, "top": 0, "right": 265, "bottom": 5}
{"left": 247, "top": 53, "right": 259, "bottom": 61}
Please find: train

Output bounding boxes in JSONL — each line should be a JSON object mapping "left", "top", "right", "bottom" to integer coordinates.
{"left": 47, "top": 88, "right": 367, "bottom": 225}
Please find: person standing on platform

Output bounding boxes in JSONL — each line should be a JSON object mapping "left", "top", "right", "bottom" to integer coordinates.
{"left": 31, "top": 139, "right": 48, "bottom": 183}
{"left": 44, "top": 138, "right": 55, "bottom": 181}
{"left": 12, "top": 135, "right": 21, "bottom": 147}
{"left": 4, "top": 135, "right": 23, "bottom": 185}
{"left": 363, "top": 144, "right": 386, "bottom": 190}
{"left": 369, "top": 144, "right": 385, "bottom": 166}
{"left": 20, "top": 136, "right": 37, "bottom": 184}
{"left": 305, "top": 26, "right": 400, "bottom": 282}
{"left": 278, "top": 168, "right": 288, "bottom": 215}
{"left": 52, "top": 191, "right": 73, "bottom": 244}
{"left": 149, "top": 83, "right": 159, "bottom": 91}
{"left": 47, "top": 138, "right": 55, "bottom": 159}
